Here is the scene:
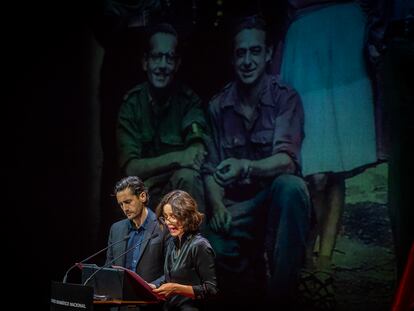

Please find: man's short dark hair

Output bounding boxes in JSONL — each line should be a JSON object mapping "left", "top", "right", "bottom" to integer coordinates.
{"left": 232, "top": 14, "right": 272, "bottom": 47}
{"left": 114, "top": 176, "right": 149, "bottom": 203}
{"left": 144, "top": 23, "right": 179, "bottom": 54}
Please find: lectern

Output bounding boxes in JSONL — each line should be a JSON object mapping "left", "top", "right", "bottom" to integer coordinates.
{"left": 81, "top": 264, "right": 161, "bottom": 302}
{"left": 50, "top": 281, "right": 93, "bottom": 311}
{"left": 51, "top": 264, "right": 161, "bottom": 310}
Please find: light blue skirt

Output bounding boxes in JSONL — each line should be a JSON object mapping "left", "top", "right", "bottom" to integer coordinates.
{"left": 281, "top": 3, "right": 377, "bottom": 177}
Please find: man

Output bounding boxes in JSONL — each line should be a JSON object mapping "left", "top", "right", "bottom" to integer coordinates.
{"left": 106, "top": 176, "right": 169, "bottom": 286}
{"left": 117, "top": 23, "right": 207, "bottom": 213}
{"left": 106, "top": 176, "right": 169, "bottom": 310}
{"left": 204, "top": 15, "right": 311, "bottom": 307}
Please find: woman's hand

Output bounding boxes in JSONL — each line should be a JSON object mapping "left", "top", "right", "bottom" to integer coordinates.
{"left": 152, "top": 283, "right": 177, "bottom": 298}
{"left": 152, "top": 282, "right": 195, "bottom": 299}
{"left": 147, "top": 283, "right": 156, "bottom": 289}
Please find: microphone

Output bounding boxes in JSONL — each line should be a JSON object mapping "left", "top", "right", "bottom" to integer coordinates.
{"left": 83, "top": 232, "right": 159, "bottom": 286}
{"left": 62, "top": 233, "right": 130, "bottom": 283}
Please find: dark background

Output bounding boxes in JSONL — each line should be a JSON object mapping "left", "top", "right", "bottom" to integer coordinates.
{"left": 6, "top": 0, "right": 413, "bottom": 309}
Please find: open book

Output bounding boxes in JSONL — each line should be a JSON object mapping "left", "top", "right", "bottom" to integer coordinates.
{"left": 111, "top": 265, "right": 165, "bottom": 301}
{"left": 79, "top": 263, "right": 164, "bottom": 302}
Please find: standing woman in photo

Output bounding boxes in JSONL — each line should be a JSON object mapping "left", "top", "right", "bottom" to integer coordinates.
{"left": 271, "top": 0, "right": 387, "bottom": 308}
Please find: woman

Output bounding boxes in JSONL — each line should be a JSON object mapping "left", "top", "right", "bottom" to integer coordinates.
{"left": 274, "top": 0, "right": 385, "bottom": 269}
{"left": 272, "top": 0, "right": 386, "bottom": 308}
{"left": 152, "top": 190, "right": 218, "bottom": 310}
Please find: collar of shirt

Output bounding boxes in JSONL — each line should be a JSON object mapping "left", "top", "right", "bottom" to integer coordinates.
{"left": 220, "top": 74, "right": 277, "bottom": 111}
{"left": 173, "top": 231, "right": 197, "bottom": 249}
{"left": 127, "top": 211, "right": 150, "bottom": 233}
{"left": 145, "top": 81, "right": 181, "bottom": 115}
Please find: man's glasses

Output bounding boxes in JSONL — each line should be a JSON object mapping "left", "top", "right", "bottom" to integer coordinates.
{"left": 159, "top": 214, "right": 178, "bottom": 224}
{"left": 148, "top": 52, "right": 178, "bottom": 65}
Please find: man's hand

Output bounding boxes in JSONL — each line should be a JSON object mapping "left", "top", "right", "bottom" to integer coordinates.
{"left": 214, "top": 158, "right": 249, "bottom": 186}
{"left": 178, "top": 143, "right": 207, "bottom": 170}
{"left": 209, "top": 204, "right": 232, "bottom": 234}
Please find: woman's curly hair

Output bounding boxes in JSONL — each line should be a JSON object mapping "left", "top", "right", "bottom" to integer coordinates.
{"left": 156, "top": 190, "right": 204, "bottom": 233}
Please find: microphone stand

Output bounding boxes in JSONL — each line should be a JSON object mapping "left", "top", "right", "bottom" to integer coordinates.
{"left": 62, "top": 234, "right": 130, "bottom": 283}
{"left": 83, "top": 233, "right": 159, "bottom": 286}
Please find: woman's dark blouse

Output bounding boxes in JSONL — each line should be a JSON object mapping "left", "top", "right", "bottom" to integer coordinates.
{"left": 162, "top": 232, "right": 218, "bottom": 309}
